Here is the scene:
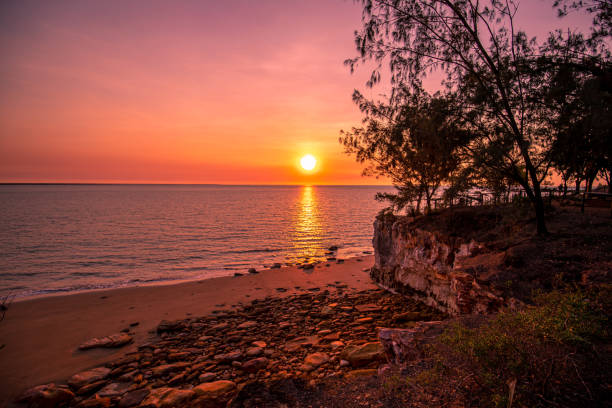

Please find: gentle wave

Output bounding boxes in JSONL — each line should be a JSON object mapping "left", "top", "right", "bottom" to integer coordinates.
{"left": 0, "top": 184, "right": 392, "bottom": 298}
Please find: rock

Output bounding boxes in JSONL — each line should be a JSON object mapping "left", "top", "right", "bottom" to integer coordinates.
{"left": 330, "top": 341, "right": 344, "bottom": 350}
{"left": 233, "top": 272, "right": 244, "bottom": 277}
{"left": 119, "top": 388, "right": 149, "bottom": 407}
{"left": 68, "top": 367, "right": 111, "bottom": 389}
{"left": 302, "top": 263, "right": 314, "bottom": 270}
{"left": 271, "top": 263, "right": 282, "bottom": 269}
{"left": 252, "top": 340, "right": 267, "bottom": 348}
{"left": 156, "top": 320, "right": 185, "bottom": 333}
{"left": 379, "top": 322, "right": 446, "bottom": 364}
{"left": 151, "top": 362, "right": 190, "bottom": 376}
{"left": 246, "top": 346, "right": 263, "bottom": 357}
{"left": 371, "top": 215, "right": 504, "bottom": 315}
{"left": 319, "top": 306, "right": 334, "bottom": 316}
{"left": 283, "top": 335, "right": 319, "bottom": 352}
{"left": 198, "top": 372, "right": 216, "bottom": 383}
{"left": 322, "top": 332, "right": 340, "bottom": 342}
{"left": 340, "top": 360, "right": 350, "bottom": 367}
{"left": 193, "top": 380, "right": 236, "bottom": 399}
{"left": 242, "top": 357, "right": 268, "bottom": 373}
{"left": 237, "top": 321, "right": 257, "bottom": 329}
{"left": 345, "top": 369, "right": 378, "bottom": 379}
{"left": 211, "top": 322, "right": 228, "bottom": 330}
{"left": 248, "top": 268, "right": 257, "bottom": 274}
{"left": 328, "top": 245, "right": 339, "bottom": 251}
{"left": 77, "top": 395, "right": 111, "bottom": 408}
{"left": 78, "top": 333, "right": 132, "bottom": 350}
{"left": 140, "top": 387, "right": 195, "bottom": 408}
{"left": 16, "top": 383, "right": 74, "bottom": 408}
{"left": 76, "top": 380, "right": 106, "bottom": 396}
{"left": 214, "top": 350, "right": 242, "bottom": 363}
{"left": 96, "top": 382, "right": 131, "bottom": 398}
{"left": 341, "top": 342, "right": 385, "bottom": 367}
{"left": 304, "top": 352, "right": 330, "bottom": 367}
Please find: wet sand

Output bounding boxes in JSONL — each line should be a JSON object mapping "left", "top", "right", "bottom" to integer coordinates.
{"left": 0, "top": 256, "right": 375, "bottom": 404}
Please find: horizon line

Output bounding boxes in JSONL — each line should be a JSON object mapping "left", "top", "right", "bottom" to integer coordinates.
{"left": 0, "top": 182, "right": 394, "bottom": 187}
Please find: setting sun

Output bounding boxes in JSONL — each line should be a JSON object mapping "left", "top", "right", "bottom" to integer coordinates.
{"left": 300, "top": 154, "right": 317, "bottom": 171}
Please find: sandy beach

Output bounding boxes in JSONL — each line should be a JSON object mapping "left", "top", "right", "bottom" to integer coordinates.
{"left": 0, "top": 256, "right": 375, "bottom": 405}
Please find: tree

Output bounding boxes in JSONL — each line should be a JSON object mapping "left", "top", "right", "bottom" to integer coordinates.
{"left": 346, "top": 0, "right": 569, "bottom": 234}
{"left": 340, "top": 88, "right": 468, "bottom": 213}
{"left": 554, "top": 0, "right": 612, "bottom": 41}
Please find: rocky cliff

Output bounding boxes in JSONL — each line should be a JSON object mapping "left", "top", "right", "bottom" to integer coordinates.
{"left": 371, "top": 212, "right": 506, "bottom": 315}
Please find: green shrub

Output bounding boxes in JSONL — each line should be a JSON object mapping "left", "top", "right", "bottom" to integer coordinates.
{"left": 438, "top": 289, "right": 610, "bottom": 407}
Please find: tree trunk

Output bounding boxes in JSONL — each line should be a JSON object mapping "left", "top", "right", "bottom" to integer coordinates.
{"left": 525, "top": 163, "right": 548, "bottom": 235}
{"left": 587, "top": 172, "right": 596, "bottom": 192}
{"left": 575, "top": 179, "right": 581, "bottom": 193}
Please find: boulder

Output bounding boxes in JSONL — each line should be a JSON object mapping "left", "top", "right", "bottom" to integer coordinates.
{"left": 76, "top": 395, "right": 111, "bottom": 408}
{"left": 341, "top": 342, "right": 385, "bottom": 367}
{"left": 304, "top": 352, "right": 329, "bottom": 367}
{"left": 198, "top": 372, "right": 216, "bottom": 383}
{"left": 78, "top": 333, "right": 132, "bottom": 350}
{"left": 283, "top": 335, "right": 319, "bottom": 352}
{"left": 119, "top": 388, "right": 149, "bottom": 407}
{"left": 68, "top": 367, "right": 111, "bottom": 389}
{"left": 237, "top": 321, "right": 257, "bottom": 329}
{"left": 241, "top": 357, "right": 268, "bottom": 373}
{"left": 140, "top": 387, "right": 195, "bottom": 408}
{"left": 246, "top": 346, "right": 263, "bottom": 357}
{"left": 193, "top": 380, "right": 236, "bottom": 400}
{"left": 96, "top": 382, "right": 131, "bottom": 398}
{"left": 151, "top": 362, "right": 190, "bottom": 377}
{"left": 16, "top": 383, "right": 74, "bottom": 408}
{"left": 213, "top": 350, "right": 242, "bottom": 363}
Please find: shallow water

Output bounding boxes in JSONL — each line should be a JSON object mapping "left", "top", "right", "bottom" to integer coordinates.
{"left": 0, "top": 184, "right": 392, "bottom": 298}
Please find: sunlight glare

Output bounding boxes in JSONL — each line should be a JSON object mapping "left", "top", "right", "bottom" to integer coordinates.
{"left": 300, "top": 154, "right": 317, "bottom": 171}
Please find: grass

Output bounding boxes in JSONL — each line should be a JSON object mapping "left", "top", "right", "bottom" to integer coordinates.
{"left": 380, "top": 287, "right": 611, "bottom": 407}
{"left": 438, "top": 288, "right": 611, "bottom": 407}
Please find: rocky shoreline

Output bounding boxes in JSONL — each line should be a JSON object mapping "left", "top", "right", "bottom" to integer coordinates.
{"left": 15, "top": 286, "right": 445, "bottom": 407}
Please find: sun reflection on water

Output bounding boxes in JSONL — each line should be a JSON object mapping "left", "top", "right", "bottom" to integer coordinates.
{"left": 291, "top": 186, "right": 324, "bottom": 262}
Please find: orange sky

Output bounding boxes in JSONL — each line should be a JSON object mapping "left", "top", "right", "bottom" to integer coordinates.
{"left": 0, "top": 0, "right": 593, "bottom": 184}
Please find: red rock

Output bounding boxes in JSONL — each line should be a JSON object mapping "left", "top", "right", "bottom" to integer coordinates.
{"left": 241, "top": 357, "right": 268, "bottom": 373}
{"left": 16, "top": 383, "right": 74, "bottom": 408}
{"left": 68, "top": 367, "right": 111, "bottom": 389}
{"left": 304, "top": 352, "right": 330, "bottom": 367}
{"left": 140, "top": 387, "right": 194, "bottom": 408}
{"left": 78, "top": 333, "right": 132, "bottom": 350}
{"left": 193, "top": 380, "right": 236, "bottom": 399}
{"left": 341, "top": 342, "right": 385, "bottom": 367}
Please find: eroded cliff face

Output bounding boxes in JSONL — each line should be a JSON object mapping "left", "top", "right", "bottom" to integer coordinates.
{"left": 371, "top": 213, "right": 505, "bottom": 315}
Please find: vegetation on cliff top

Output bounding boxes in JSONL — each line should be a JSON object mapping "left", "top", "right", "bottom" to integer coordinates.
{"left": 341, "top": 0, "right": 611, "bottom": 235}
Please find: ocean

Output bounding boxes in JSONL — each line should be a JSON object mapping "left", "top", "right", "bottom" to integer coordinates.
{"left": 0, "top": 184, "right": 393, "bottom": 299}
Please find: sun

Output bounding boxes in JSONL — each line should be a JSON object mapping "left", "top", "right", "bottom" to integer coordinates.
{"left": 300, "top": 154, "right": 317, "bottom": 171}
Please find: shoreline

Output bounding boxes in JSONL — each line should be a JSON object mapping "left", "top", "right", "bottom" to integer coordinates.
{"left": 9, "top": 251, "right": 373, "bottom": 303}
{"left": 0, "top": 256, "right": 375, "bottom": 405}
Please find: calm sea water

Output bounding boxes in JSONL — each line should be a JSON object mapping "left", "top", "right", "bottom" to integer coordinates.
{"left": 0, "top": 184, "right": 392, "bottom": 299}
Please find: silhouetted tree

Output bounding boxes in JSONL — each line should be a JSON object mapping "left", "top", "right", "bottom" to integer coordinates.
{"left": 340, "top": 88, "right": 469, "bottom": 213}
{"left": 345, "top": 0, "right": 611, "bottom": 234}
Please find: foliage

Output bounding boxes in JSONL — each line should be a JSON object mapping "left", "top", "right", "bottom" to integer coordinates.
{"left": 437, "top": 289, "right": 611, "bottom": 407}
{"left": 341, "top": 88, "right": 469, "bottom": 213}
{"left": 343, "top": 0, "right": 611, "bottom": 234}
